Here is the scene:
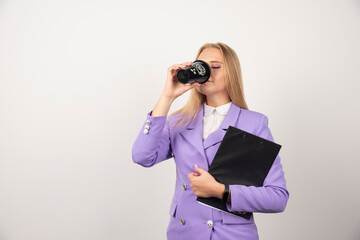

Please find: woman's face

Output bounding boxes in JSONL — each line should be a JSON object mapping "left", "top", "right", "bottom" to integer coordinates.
{"left": 195, "top": 47, "right": 228, "bottom": 100}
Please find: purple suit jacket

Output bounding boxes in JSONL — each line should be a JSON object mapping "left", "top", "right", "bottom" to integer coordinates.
{"left": 132, "top": 102, "right": 289, "bottom": 240}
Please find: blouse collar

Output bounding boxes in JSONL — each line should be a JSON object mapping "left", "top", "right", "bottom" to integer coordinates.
{"left": 204, "top": 101, "right": 232, "bottom": 117}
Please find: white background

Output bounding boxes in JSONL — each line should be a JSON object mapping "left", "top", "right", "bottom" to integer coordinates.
{"left": 1, "top": 0, "right": 360, "bottom": 239}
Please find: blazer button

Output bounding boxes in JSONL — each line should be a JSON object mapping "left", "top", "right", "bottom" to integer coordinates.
{"left": 146, "top": 120, "right": 151, "bottom": 125}
{"left": 206, "top": 220, "right": 213, "bottom": 228}
{"left": 180, "top": 218, "right": 185, "bottom": 225}
{"left": 182, "top": 183, "right": 187, "bottom": 190}
{"left": 143, "top": 129, "right": 149, "bottom": 134}
{"left": 144, "top": 125, "right": 150, "bottom": 130}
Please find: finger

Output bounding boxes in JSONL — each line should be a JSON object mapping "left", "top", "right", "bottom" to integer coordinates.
{"left": 187, "top": 173, "right": 192, "bottom": 180}
{"left": 181, "top": 61, "right": 192, "bottom": 66}
{"left": 185, "top": 82, "right": 201, "bottom": 88}
{"left": 168, "top": 64, "right": 184, "bottom": 72}
{"left": 188, "top": 82, "right": 201, "bottom": 86}
{"left": 191, "top": 82, "right": 201, "bottom": 87}
{"left": 187, "top": 172, "right": 199, "bottom": 179}
{"left": 168, "top": 65, "right": 183, "bottom": 72}
{"left": 171, "top": 62, "right": 192, "bottom": 70}
{"left": 194, "top": 164, "right": 205, "bottom": 174}
{"left": 191, "top": 172, "right": 200, "bottom": 177}
{"left": 173, "top": 63, "right": 188, "bottom": 69}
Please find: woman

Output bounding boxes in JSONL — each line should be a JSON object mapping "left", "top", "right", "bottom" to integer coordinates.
{"left": 132, "top": 42, "right": 289, "bottom": 240}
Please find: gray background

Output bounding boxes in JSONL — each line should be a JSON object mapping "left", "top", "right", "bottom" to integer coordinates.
{"left": 1, "top": 0, "right": 359, "bottom": 239}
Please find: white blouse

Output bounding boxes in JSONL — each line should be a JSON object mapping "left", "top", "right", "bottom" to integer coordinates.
{"left": 202, "top": 101, "right": 232, "bottom": 141}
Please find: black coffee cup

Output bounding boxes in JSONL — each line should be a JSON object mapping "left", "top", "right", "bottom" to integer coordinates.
{"left": 177, "top": 60, "right": 211, "bottom": 84}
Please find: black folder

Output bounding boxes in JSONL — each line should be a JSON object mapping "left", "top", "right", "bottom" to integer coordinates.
{"left": 197, "top": 125, "right": 282, "bottom": 220}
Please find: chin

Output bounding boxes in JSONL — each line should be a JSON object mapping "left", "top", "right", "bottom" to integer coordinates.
{"left": 197, "top": 89, "right": 212, "bottom": 96}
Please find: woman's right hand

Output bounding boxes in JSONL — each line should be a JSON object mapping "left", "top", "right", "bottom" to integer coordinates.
{"left": 162, "top": 61, "right": 201, "bottom": 100}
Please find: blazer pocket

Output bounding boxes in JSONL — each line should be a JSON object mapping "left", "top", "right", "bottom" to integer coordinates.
{"left": 221, "top": 211, "right": 254, "bottom": 225}
{"left": 169, "top": 202, "right": 178, "bottom": 218}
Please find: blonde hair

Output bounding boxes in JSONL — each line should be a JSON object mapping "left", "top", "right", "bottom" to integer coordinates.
{"left": 168, "top": 42, "right": 249, "bottom": 130}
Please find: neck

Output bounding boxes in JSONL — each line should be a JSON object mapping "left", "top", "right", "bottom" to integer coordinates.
{"left": 205, "top": 95, "right": 231, "bottom": 108}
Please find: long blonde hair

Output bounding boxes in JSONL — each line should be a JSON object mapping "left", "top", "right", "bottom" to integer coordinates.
{"left": 168, "top": 42, "right": 249, "bottom": 130}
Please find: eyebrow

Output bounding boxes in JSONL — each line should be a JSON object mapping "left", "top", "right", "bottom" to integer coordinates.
{"left": 209, "top": 61, "right": 223, "bottom": 64}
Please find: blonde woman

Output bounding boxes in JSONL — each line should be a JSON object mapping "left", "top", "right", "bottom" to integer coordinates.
{"left": 132, "top": 42, "right": 289, "bottom": 240}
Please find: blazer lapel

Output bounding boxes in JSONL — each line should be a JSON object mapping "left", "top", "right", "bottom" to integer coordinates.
{"left": 178, "top": 102, "right": 242, "bottom": 162}
{"left": 179, "top": 104, "right": 207, "bottom": 161}
{"left": 202, "top": 102, "right": 241, "bottom": 150}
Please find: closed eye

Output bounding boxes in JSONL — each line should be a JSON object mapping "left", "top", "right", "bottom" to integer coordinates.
{"left": 211, "top": 66, "right": 221, "bottom": 69}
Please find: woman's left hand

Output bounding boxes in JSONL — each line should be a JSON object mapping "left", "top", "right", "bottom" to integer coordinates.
{"left": 187, "top": 164, "right": 224, "bottom": 199}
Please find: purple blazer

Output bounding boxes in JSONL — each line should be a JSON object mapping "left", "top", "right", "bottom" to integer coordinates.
{"left": 132, "top": 102, "right": 289, "bottom": 240}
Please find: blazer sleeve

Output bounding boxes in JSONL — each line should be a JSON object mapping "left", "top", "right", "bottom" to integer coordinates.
{"left": 132, "top": 110, "right": 173, "bottom": 168}
{"left": 225, "top": 115, "right": 290, "bottom": 213}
